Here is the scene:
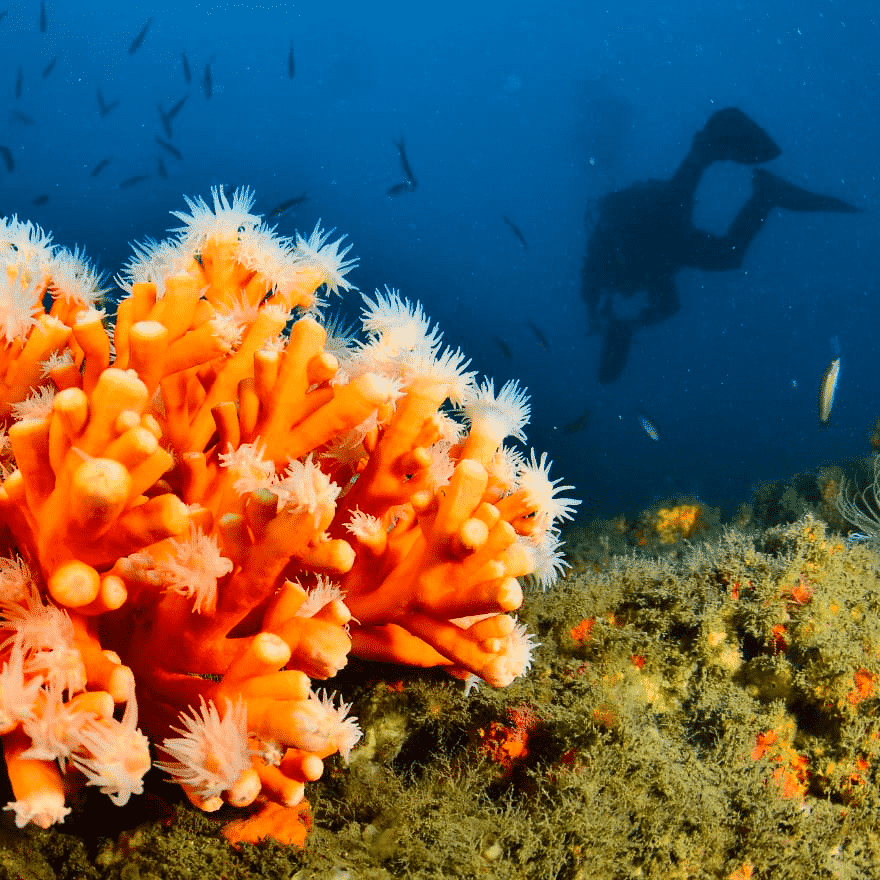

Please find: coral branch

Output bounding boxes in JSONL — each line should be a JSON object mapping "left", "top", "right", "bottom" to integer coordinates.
{"left": 0, "top": 187, "right": 577, "bottom": 845}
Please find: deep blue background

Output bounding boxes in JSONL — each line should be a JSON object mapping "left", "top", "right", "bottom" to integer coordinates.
{"left": 0, "top": 1, "right": 875, "bottom": 521}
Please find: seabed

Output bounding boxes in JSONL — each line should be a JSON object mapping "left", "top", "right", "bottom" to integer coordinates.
{"left": 2, "top": 459, "right": 880, "bottom": 880}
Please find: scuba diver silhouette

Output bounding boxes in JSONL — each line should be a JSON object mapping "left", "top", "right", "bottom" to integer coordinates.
{"left": 581, "top": 107, "right": 860, "bottom": 384}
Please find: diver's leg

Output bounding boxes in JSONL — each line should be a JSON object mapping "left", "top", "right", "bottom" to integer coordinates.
{"left": 668, "top": 151, "right": 709, "bottom": 212}
{"left": 682, "top": 190, "right": 772, "bottom": 271}
{"left": 752, "top": 169, "right": 861, "bottom": 213}
{"left": 683, "top": 163, "right": 860, "bottom": 272}
{"left": 692, "top": 108, "right": 781, "bottom": 165}
{"left": 670, "top": 108, "right": 782, "bottom": 210}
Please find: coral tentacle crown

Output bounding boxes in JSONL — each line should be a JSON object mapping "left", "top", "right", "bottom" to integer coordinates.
{"left": 0, "top": 188, "right": 578, "bottom": 842}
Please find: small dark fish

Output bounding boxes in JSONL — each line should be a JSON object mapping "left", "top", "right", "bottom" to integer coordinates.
{"left": 397, "top": 138, "right": 416, "bottom": 185}
{"left": 268, "top": 192, "right": 308, "bottom": 220}
{"left": 494, "top": 336, "right": 512, "bottom": 359}
{"left": 392, "top": 137, "right": 419, "bottom": 192}
{"left": 97, "top": 88, "right": 119, "bottom": 118}
{"left": 10, "top": 110, "right": 35, "bottom": 126}
{"left": 527, "top": 320, "right": 551, "bottom": 351}
{"left": 202, "top": 62, "right": 212, "bottom": 99}
{"left": 156, "top": 156, "right": 167, "bottom": 179}
{"left": 119, "top": 174, "right": 149, "bottom": 189}
{"left": 156, "top": 104, "right": 173, "bottom": 139}
{"left": 128, "top": 17, "right": 153, "bottom": 55}
{"left": 32, "top": 194, "right": 48, "bottom": 206}
{"left": 90, "top": 157, "right": 111, "bottom": 177}
{"left": 503, "top": 216, "right": 528, "bottom": 251}
{"left": 818, "top": 357, "right": 841, "bottom": 424}
{"left": 181, "top": 51, "right": 191, "bottom": 83}
{"left": 387, "top": 137, "right": 417, "bottom": 196}
{"left": 39, "top": 0, "right": 46, "bottom": 32}
{"left": 157, "top": 96, "right": 186, "bottom": 138}
{"left": 287, "top": 39, "right": 295, "bottom": 79}
{"left": 41, "top": 56, "right": 56, "bottom": 78}
{"left": 165, "top": 94, "right": 187, "bottom": 121}
{"left": 155, "top": 136, "right": 182, "bottom": 160}
{"left": 0, "top": 146, "right": 13, "bottom": 172}
{"left": 563, "top": 406, "right": 592, "bottom": 434}
{"left": 0, "top": 10, "right": 7, "bottom": 24}
{"left": 15, "top": 65, "right": 22, "bottom": 99}
{"left": 387, "top": 182, "right": 413, "bottom": 196}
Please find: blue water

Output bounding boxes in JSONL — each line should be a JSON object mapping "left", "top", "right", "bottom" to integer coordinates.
{"left": 0, "top": 1, "right": 876, "bottom": 520}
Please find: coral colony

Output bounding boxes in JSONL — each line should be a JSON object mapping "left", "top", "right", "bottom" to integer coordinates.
{"left": 0, "top": 188, "right": 578, "bottom": 844}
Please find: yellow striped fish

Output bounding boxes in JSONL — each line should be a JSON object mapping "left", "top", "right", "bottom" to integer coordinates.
{"left": 818, "top": 357, "right": 840, "bottom": 424}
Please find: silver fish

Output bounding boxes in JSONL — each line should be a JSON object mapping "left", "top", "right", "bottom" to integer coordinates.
{"left": 639, "top": 415, "right": 659, "bottom": 441}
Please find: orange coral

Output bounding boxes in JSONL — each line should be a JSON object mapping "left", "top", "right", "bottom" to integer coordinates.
{"left": 475, "top": 705, "right": 539, "bottom": 775}
{"left": 782, "top": 579, "right": 813, "bottom": 607}
{"left": 750, "top": 724, "right": 810, "bottom": 800}
{"left": 0, "top": 188, "right": 578, "bottom": 842}
{"left": 570, "top": 617, "right": 596, "bottom": 643}
{"left": 222, "top": 800, "right": 312, "bottom": 847}
{"left": 654, "top": 504, "right": 703, "bottom": 544}
{"left": 848, "top": 668, "right": 875, "bottom": 706}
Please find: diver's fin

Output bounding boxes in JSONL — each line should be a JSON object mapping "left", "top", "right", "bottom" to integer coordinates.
{"left": 753, "top": 169, "right": 861, "bottom": 213}
{"left": 598, "top": 319, "right": 633, "bottom": 385}
{"left": 695, "top": 107, "right": 782, "bottom": 165}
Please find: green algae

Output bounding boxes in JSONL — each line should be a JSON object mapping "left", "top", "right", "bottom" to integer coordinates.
{"left": 5, "top": 471, "right": 880, "bottom": 878}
